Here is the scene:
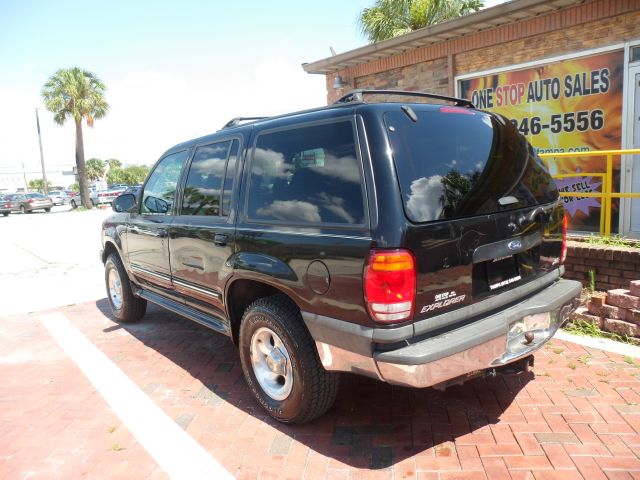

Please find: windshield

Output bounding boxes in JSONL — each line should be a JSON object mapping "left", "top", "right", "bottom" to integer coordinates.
{"left": 385, "top": 107, "right": 558, "bottom": 223}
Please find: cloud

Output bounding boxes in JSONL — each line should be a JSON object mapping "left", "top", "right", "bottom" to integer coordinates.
{"left": 257, "top": 200, "right": 321, "bottom": 223}
{"left": 406, "top": 175, "right": 444, "bottom": 222}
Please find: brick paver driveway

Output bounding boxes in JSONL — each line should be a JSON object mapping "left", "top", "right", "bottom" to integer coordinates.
{"left": 2, "top": 300, "right": 640, "bottom": 479}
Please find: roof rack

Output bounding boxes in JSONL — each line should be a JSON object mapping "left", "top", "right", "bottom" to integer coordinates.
{"left": 221, "top": 116, "right": 270, "bottom": 129}
{"left": 333, "top": 89, "right": 474, "bottom": 108}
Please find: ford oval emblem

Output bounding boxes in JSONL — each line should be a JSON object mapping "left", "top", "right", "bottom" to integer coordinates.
{"left": 508, "top": 240, "right": 523, "bottom": 251}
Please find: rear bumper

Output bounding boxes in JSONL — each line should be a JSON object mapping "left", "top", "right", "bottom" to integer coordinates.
{"left": 303, "top": 277, "right": 581, "bottom": 388}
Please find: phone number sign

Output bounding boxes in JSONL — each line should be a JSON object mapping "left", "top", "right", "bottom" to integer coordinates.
{"left": 458, "top": 50, "right": 624, "bottom": 232}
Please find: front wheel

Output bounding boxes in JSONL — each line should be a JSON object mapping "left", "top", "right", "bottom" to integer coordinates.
{"left": 20, "top": 205, "right": 26, "bottom": 214}
{"left": 104, "top": 253, "right": 147, "bottom": 322}
{"left": 2, "top": 212, "right": 8, "bottom": 217}
{"left": 44, "top": 208, "right": 51, "bottom": 212}
{"left": 70, "top": 199, "right": 77, "bottom": 209}
{"left": 239, "top": 295, "right": 339, "bottom": 424}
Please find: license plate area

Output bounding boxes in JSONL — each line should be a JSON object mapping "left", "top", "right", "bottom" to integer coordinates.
{"left": 487, "top": 255, "right": 521, "bottom": 291}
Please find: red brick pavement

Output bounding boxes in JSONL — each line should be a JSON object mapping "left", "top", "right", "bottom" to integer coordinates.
{"left": 2, "top": 299, "right": 640, "bottom": 479}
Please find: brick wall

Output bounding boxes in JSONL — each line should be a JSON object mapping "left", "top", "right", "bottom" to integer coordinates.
{"left": 354, "top": 57, "right": 450, "bottom": 95}
{"left": 563, "top": 241, "right": 640, "bottom": 291}
{"left": 326, "top": 0, "right": 640, "bottom": 104}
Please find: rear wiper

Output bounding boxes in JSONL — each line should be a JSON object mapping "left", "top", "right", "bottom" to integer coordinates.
{"left": 401, "top": 105, "right": 418, "bottom": 122}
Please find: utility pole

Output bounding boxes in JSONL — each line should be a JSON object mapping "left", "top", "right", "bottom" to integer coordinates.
{"left": 21, "top": 162, "right": 28, "bottom": 192}
{"left": 35, "top": 108, "right": 49, "bottom": 195}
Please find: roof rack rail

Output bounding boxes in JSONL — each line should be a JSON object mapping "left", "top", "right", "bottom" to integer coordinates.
{"left": 333, "top": 89, "right": 474, "bottom": 108}
{"left": 221, "top": 116, "right": 270, "bottom": 129}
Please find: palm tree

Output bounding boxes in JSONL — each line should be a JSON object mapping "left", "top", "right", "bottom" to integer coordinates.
{"left": 359, "top": 0, "right": 483, "bottom": 43}
{"left": 85, "top": 158, "right": 105, "bottom": 182}
{"left": 41, "top": 67, "right": 109, "bottom": 208}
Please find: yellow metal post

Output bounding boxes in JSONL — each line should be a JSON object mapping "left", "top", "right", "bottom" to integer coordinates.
{"left": 605, "top": 154, "right": 613, "bottom": 237}
{"left": 539, "top": 149, "right": 640, "bottom": 238}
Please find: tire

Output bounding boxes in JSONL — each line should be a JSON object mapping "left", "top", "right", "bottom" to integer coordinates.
{"left": 70, "top": 199, "right": 77, "bottom": 209}
{"left": 239, "top": 295, "right": 339, "bottom": 424}
{"left": 91, "top": 199, "right": 96, "bottom": 207}
{"left": 44, "top": 208, "right": 51, "bottom": 213}
{"left": 104, "top": 253, "right": 147, "bottom": 322}
{"left": 2, "top": 212, "right": 8, "bottom": 217}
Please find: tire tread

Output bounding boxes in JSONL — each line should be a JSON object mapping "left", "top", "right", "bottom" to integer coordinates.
{"left": 241, "top": 295, "right": 339, "bottom": 424}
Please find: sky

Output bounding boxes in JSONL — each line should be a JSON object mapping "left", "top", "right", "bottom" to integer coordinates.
{"left": 0, "top": 0, "right": 507, "bottom": 172}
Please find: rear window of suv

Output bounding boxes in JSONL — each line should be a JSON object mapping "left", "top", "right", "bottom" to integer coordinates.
{"left": 385, "top": 107, "right": 558, "bottom": 223}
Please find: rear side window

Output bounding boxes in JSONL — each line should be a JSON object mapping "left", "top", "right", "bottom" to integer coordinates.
{"left": 385, "top": 108, "right": 557, "bottom": 223}
{"left": 182, "top": 141, "right": 230, "bottom": 216}
{"left": 247, "top": 120, "right": 365, "bottom": 226}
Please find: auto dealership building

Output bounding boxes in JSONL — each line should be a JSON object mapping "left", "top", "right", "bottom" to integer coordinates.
{"left": 304, "top": 0, "right": 640, "bottom": 237}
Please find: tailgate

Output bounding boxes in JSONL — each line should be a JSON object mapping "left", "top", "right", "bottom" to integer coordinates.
{"left": 407, "top": 202, "right": 564, "bottom": 322}
{"left": 384, "top": 105, "right": 564, "bottom": 322}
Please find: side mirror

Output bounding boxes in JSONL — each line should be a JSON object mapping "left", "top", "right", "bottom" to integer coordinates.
{"left": 113, "top": 193, "right": 137, "bottom": 213}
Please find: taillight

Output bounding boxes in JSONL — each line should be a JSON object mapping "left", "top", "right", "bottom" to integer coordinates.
{"left": 28, "top": 199, "right": 34, "bottom": 203}
{"left": 439, "top": 106, "right": 474, "bottom": 115}
{"left": 560, "top": 214, "right": 568, "bottom": 264}
{"left": 364, "top": 249, "right": 416, "bottom": 324}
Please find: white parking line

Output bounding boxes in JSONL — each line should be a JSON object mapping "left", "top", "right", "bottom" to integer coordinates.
{"left": 39, "top": 312, "right": 233, "bottom": 480}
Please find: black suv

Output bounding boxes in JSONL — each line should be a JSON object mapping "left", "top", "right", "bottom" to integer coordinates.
{"left": 101, "top": 90, "right": 580, "bottom": 424}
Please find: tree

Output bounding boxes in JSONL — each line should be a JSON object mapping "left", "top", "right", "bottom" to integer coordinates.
{"left": 41, "top": 67, "right": 109, "bottom": 208}
{"left": 105, "top": 158, "right": 122, "bottom": 169}
{"left": 28, "top": 179, "right": 52, "bottom": 193}
{"left": 359, "top": 0, "right": 483, "bottom": 43}
{"left": 85, "top": 158, "right": 105, "bottom": 182}
{"left": 107, "top": 165, "right": 150, "bottom": 185}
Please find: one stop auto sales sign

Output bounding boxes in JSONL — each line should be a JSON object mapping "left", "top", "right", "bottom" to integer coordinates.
{"left": 459, "top": 50, "right": 624, "bottom": 233}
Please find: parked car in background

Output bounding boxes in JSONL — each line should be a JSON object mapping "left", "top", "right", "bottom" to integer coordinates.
{"left": 47, "top": 190, "right": 70, "bottom": 205}
{"left": 0, "top": 194, "right": 20, "bottom": 216}
{"left": 122, "top": 185, "right": 141, "bottom": 196}
{"left": 90, "top": 186, "right": 127, "bottom": 206}
{"left": 4, "top": 192, "right": 53, "bottom": 213}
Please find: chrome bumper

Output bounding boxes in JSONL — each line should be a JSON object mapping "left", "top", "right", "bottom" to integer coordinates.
{"left": 315, "top": 278, "right": 581, "bottom": 388}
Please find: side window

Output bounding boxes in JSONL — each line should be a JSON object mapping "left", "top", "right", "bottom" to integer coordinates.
{"left": 182, "top": 141, "right": 231, "bottom": 216}
{"left": 247, "top": 121, "right": 365, "bottom": 225}
{"left": 141, "top": 150, "right": 187, "bottom": 215}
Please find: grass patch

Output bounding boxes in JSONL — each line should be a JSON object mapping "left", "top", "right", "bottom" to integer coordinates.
{"left": 109, "top": 443, "right": 126, "bottom": 451}
{"left": 553, "top": 347, "right": 565, "bottom": 354}
{"left": 578, "top": 355, "right": 591, "bottom": 365}
{"left": 564, "top": 319, "right": 604, "bottom": 338}
{"left": 108, "top": 425, "right": 117, "bottom": 433}
{"left": 567, "top": 361, "right": 577, "bottom": 370}
{"left": 585, "top": 234, "right": 639, "bottom": 248}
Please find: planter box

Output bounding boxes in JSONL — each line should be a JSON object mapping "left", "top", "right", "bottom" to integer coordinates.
{"left": 563, "top": 241, "right": 640, "bottom": 291}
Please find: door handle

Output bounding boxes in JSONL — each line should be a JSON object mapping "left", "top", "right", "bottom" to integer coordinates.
{"left": 128, "top": 226, "right": 167, "bottom": 238}
{"left": 214, "top": 234, "right": 228, "bottom": 246}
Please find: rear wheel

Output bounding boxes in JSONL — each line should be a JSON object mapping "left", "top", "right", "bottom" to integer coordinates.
{"left": 2, "top": 212, "right": 8, "bottom": 217}
{"left": 20, "top": 205, "right": 26, "bottom": 214}
{"left": 239, "top": 295, "right": 339, "bottom": 424}
{"left": 70, "top": 199, "right": 77, "bottom": 209}
{"left": 44, "top": 208, "right": 51, "bottom": 213}
{"left": 104, "top": 253, "right": 147, "bottom": 322}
